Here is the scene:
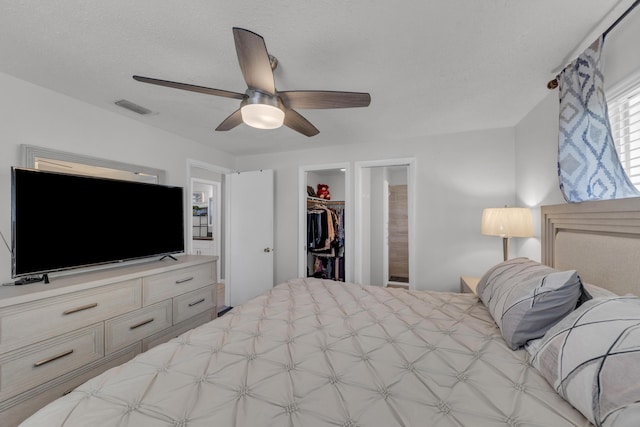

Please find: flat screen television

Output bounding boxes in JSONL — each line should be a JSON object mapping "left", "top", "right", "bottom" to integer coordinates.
{"left": 11, "top": 167, "right": 184, "bottom": 280}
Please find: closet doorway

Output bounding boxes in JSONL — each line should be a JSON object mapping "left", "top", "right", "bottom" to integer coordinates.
{"left": 298, "top": 163, "right": 351, "bottom": 282}
{"left": 355, "top": 159, "right": 416, "bottom": 288}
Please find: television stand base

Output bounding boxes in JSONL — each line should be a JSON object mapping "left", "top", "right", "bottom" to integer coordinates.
{"left": 159, "top": 255, "right": 178, "bottom": 261}
{"left": 4, "top": 273, "right": 49, "bottom": 286}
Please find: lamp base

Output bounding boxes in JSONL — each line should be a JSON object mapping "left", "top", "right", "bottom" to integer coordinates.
{"left": 502, "top": 237, "right": 510, "bottom": 261}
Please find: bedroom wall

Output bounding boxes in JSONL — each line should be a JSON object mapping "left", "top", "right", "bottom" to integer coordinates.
{"left": 0, "top": 69, "right": 515, "bottom": 292}
{"left": 514, "top": 92, "right": 565, "bottom": 261}
{"left": 514, "top": 7, "right": 640, "bottom": 261}
{"left": 603, "top": 6, "right": 640, "bottom": 90}
{"left": 236, "top": 127, "right": 517, "bottom": 292}
{"left": 0, "top": 72, "right": 234, "bottom": 284}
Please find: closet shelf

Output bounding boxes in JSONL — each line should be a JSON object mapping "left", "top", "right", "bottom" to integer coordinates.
{"left": 306, "top": 197, "right": 344, "bottom": 205}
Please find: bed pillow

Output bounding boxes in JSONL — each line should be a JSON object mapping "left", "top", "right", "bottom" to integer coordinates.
{"left": 476, "top": 257, "right": 583, "bottom": 350}
{"left": 525, "top": 282, "right": 618, "bottom": 358}
{"left": 583, "top": 282, "right": 619, "bottom": 299}
{"left": 530, "top": 296, "right": 640, "bottom": 427}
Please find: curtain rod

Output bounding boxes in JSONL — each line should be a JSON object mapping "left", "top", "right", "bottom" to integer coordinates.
{"left": 547, "top": 0, "right": 640, "bottom": 90}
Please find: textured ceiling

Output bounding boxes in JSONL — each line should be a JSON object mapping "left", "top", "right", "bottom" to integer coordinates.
{"left": 0, "top": 1, "right": 633, "bottom": 156}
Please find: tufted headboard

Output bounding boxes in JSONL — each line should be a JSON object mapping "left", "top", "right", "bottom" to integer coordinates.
{"left": 541, "top": 197, "right": 640, "bottom": 296}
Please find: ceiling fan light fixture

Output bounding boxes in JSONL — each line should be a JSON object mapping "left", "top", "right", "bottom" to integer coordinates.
{"left": 241, "top": 103, "right": 284, "bottom": 129}
{"left": 240, "top": 90, "right": 285, "bottom": 130}
{"left": 133, "top": 28, "right": 370, "bottom": 136}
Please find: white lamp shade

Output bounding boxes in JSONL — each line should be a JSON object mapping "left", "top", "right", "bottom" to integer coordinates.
{"left": 240, "top": 103, "right": 285, "bottom": 129}
{"left": 481, "top": 207, "right": 533, "bottom": 238}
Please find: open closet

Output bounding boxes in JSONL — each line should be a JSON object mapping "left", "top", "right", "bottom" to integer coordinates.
{"left": 303, "top": 167, "right": 347, "bottom": 281}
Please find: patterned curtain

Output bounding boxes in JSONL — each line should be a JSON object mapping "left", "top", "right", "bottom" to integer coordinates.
{"left": 557, "top": 36, "right": 640, "bottom": 202}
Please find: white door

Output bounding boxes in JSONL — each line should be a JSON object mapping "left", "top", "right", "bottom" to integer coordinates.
{"left": 227, "top": 170, "right": 274, "bottom": 307}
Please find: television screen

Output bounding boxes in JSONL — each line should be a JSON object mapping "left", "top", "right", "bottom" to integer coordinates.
{"left": 11, "top": 167, "right": 184, "bottom": 278}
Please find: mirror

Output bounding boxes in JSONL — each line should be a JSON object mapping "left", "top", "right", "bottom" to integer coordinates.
{"left": 23, "top": 145, "right": 165, "bottom": 183}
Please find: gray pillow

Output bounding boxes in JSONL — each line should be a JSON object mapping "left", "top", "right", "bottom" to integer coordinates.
{"left": 476, "top": 258, "right": 583, "bottom": 349}
{"left": 530, "top": 296, "right": 640, "bottom": 427}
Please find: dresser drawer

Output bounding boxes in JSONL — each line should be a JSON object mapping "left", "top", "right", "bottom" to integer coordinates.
{"left": 0, "top": 343, "right": 140, "bottom": 427}
{"left": 173, "top": 285, "right": 216, "bottom": 324}
{"left": 105, "top": 300, "right": 172, "bottom": 354}
{"left": 0, "top": 279, "right": 141, "bottom": 353}
{"left": 142, "top": 309, "right": 215, "bottom": 352}
{"left": 142, "top": 262, "right": 214, "bottom": 306}
{"left": 0, "top": 323, "right": 103, "bottom": 402}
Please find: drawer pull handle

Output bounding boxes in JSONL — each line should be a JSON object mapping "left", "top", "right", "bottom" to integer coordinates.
{"left": 34, "top": 349, "right": 74, "bottom": 367}
{"left": 176, "top": 277, "right": 194, "bottom": 284}
{"left": 63, "top": 303, "right": 98, "bottom": 315}
{"left": 130, "top": 318, "right": 154, "bottom": 330}
{"left": 188, "top": 298, "right": 206, "bottom": 307}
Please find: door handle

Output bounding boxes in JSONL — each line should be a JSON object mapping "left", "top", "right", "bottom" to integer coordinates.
{"left": 34, "top": 349, "right": 74, "bottom": 367}
{"left": 129, "top": 318, "right": 155, "bottom": 330}
{"left": 63, "top": 302, "right": 98, "bottom": 315}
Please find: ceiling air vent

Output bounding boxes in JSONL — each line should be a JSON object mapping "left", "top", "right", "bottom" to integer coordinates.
{"left": 115, "top": 99, "right": 153, "bottom": 115}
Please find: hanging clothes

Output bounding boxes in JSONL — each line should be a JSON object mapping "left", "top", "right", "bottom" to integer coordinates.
{"left": 307, "top": 202, "right": 345, "bottom": 281}
{"left": 307, "top": 205, "right": 342, "bottom": 253}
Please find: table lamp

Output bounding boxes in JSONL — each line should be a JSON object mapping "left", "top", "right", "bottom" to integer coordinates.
{"left": 481, "top": 207, "right": 533, "bottom": 261}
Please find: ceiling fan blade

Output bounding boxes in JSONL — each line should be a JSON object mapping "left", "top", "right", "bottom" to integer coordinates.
{"left": 215, "top": 109, "right": 244, "bottom": 131}
{"left": 232, "top": 27, "right": 276, "bottom": 95}
{"left": 279, "top": 90, "right": 371, "bottom": 109}
{"left": 133, "top": 75, "right": 245, "bottom": 100}
{"left": 284, "top": 109, "right": 319, "bottom": 137}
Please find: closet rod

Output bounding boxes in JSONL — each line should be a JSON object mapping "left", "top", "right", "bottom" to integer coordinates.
{"left": 307, "top": 201, "right": 345, "bottom": 206}
{"left": 547, "top": 0, "right": 640, "bottom": 90}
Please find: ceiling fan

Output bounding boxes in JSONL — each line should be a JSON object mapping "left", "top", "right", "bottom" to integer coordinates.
{"left": 133, "top": 27, "right": 371, "bottom": 137}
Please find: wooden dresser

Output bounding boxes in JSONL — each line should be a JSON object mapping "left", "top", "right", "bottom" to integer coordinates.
{"left": 0, "top": 255, "right": 217, "bottom": 426}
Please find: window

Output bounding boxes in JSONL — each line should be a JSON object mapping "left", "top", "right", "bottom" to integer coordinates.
{"left": 609, "top": 82, "right": 640, "bottom": 190}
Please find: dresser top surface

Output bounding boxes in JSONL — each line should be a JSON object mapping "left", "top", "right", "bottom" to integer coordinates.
{"left": 0, "top": 255, "right": 217, "bottom": 308}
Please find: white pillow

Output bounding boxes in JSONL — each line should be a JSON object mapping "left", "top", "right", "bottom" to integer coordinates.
{"left": 530, "top": 296, "right": 640, "bottom": 426}
{"left": 526, "top": 283, "right": 618, "bottom": 358}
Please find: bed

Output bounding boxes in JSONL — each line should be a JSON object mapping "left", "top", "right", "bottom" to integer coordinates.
{"left": 19, "top": 198, "right": 640, "bottom": 427}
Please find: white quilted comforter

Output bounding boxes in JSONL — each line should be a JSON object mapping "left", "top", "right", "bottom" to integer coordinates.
{"left": 21, "top": 278, "right": 592, "bottom": 426}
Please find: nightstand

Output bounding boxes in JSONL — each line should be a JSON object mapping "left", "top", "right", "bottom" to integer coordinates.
{"left": 460, "top": 276, "right": 480, "bottom": 295}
